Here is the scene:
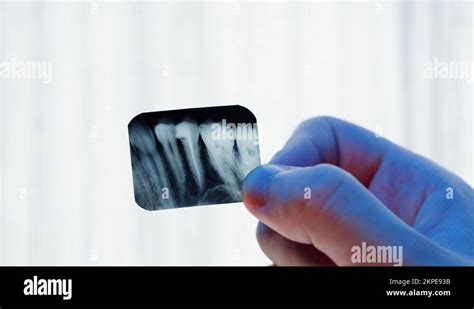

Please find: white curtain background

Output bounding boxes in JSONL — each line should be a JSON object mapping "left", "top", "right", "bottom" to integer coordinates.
{"left": 0, "top": 1, "right": 472, "bottom": 265}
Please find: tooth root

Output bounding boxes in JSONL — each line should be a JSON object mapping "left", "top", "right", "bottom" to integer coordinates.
{"left": 154, "top": 121, "right": 186, "bottom": 193}
{"left": 130, "top": 145, "right": 155, "bottom": 208}
{"left": 200, "top": 121, "right": 239, "bottom": 188}
{"left": 175, "top": 120, "right": 205, "bottom": 191}
{"left": 129, "top": 121, "right": 175, "bottom": 209}
{"left": 235, "top": 125, "right": 261, "bottom": 177}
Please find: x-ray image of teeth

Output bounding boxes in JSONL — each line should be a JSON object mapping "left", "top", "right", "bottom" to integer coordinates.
{"left": 128, "top": 105, "right": 261, "bottom": 210}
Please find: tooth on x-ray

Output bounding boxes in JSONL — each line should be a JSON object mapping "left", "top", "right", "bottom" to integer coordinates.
{"left": 175, "top": 120, "right": 204, "bottom": 192}
{"left": 128, "top": 105, "right": 261, "bottom": 210}
{"left": 129, "top": 121, "right": 175, "bottom": 209}
{"left": 200, "top": 121, "right": 239, "bottom": 189}
{"left": 154, "top": 121, "right": 186, "bottom": 195}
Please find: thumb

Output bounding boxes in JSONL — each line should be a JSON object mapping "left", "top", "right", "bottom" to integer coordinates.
{"left": 242, "top": 163, "right": 460, "bottom": 266}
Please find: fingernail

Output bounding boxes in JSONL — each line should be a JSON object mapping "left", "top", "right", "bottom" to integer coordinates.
{"left": 242, "top": 164, "right": 284, "bottom": 208}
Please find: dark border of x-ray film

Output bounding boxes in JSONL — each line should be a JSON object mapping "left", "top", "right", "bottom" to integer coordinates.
{"left": 128, "top": 105, "right": 261, "bottom": 211}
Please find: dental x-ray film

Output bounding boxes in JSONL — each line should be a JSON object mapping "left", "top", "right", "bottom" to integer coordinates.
{"left": 128, "top": 105, "right": 261, "bottom": 211}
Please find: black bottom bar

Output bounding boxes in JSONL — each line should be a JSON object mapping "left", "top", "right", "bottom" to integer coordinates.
{"left": 0, "top": 267, "right": 472, "bottom": 306}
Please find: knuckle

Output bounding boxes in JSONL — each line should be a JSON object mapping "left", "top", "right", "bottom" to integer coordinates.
{"left": 310, "top": 164, "right": 349, "bottom": 210}
{"left": 298, "top": 116, "right": 332, "bottom": 128}
{"left": 296, "top": 116, "right": 336, "bottom": 133}
{"left": 313, "top": 163, "right": 346, "bottom": 182}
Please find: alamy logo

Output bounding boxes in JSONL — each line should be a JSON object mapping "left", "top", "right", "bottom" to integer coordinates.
{"left": 0, "top": 57, "right": 53, "bottom": 84}
{"left": 424, "top": 57, "right": 473, "bottom": 83}
{"left": 24, "top": 276, "right": 72, "bottom": 300}
{"left": 210, "top": 119, "right": 259, "bottom": 144}
{"left": 351, "top": 242, "right": 403, "bottom": 266}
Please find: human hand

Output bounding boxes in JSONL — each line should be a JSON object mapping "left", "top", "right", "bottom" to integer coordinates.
{"left": 242, "top": 117, "right": 474, "bottom": 266}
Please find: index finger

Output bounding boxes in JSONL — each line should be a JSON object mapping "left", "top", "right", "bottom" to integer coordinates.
{"left": 270, "top": 116, "right": 392, "bottom": 186}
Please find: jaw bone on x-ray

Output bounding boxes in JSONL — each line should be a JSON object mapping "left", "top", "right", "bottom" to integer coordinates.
{"left": 128, "top": 105, "right": 261, "bottom": 210}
